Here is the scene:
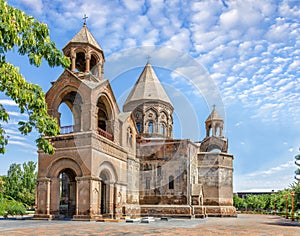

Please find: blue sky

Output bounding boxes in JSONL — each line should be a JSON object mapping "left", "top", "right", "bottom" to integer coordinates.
{"left": 1, "top": 0, "right": 299, "bottom": 192}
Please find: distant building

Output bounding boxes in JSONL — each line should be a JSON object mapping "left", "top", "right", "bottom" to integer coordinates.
{"left": 236, "top": 190, "right": 276, "bottom": 199}
{"left": 34, "top": 24, "right": 236, "bottom": 220}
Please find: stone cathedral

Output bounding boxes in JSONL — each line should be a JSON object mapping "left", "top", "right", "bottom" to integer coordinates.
{"left": 35, "top": 24, "right": 236, "bottom": 220}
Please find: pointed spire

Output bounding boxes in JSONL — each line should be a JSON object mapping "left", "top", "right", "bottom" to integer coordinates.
{"left": 123, "top": 61, "right": 173, "bottom": 112}
{"left": 63, "top": 24, "right": 103, "bottom": 52}
{"left": 206, "top": 105, "right": 223, "bottom": 122}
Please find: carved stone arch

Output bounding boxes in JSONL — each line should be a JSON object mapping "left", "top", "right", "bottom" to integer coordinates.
{"left": 96, "top": 93, "right": 116, "bottom": 137}
{"left": 145, "top": 107, "right": 158, "bottom": 119}
{"left": 146, "top": 120, "right": 155, "bottom": 134}
{"left": 48, "top": 85, "right": 83, "bottom": 111}
{"left": 127, "top": 126, "right": 133, "bottom": 147}
{"left": 74, "top": 48, "right": 88, "bottom": 72}
{"left": 97, "top": 161, "right": 118, "bottom": 183}
{"left": 159, "top": 121, "right": 167, "bottom": 135}
{"left": 53, "top": 88, "right": 83, "bottom": 132}
{"left": 90, "top": 52, "right": 100, "bottom": 75}
{"left": 133, "top": 107, "right": 143, "bottom": 120}
{"left": 159, "top": 110, "right": 168, "bottom": 121}
{"left": 96, "top": 93, "right": 116, "bottom": 120}
{"left": 207, "top": 144, "right": 222, "bottom": 152}
{"left": 47, "top": 157, "right": 83, "bottom": 178}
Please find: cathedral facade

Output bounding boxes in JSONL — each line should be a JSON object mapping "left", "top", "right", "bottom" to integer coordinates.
{"left": 34, "top": 24, "right": 236, "bottom": 220}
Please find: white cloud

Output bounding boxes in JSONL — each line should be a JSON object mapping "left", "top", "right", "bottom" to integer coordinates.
{"left": 8, "top": 140, "right": 36, "bottom": 149}
{"left": 6, "top": 0, "right": 300, "bottom": 190}
{"left": 7, "top": 111, "right": 27, "bottom": 117}
{"left": 0, "top": 99, "right": 17, "bottom": 106}
{"left": 247, "top": 161, "right": 294, "bottom": 177}
{"left": 16, "top": 0, "right": 43, "bottom": 13}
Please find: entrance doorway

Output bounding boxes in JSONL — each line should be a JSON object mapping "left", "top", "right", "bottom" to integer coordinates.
{"left": 100, "top": 172, "right": 110, "bottom": 216}
{"left": 59, "top": 169, "right": 76, "bottom": 218}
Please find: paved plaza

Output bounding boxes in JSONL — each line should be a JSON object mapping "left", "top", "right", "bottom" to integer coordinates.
{"left": 0, "top": 214, "right": 299, "bottom": 235}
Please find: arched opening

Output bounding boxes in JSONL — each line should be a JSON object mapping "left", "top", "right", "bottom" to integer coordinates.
{"left": 100, "top": 171, "right": 110, "bottom": 215}
{"left": 75, "top": 52, "right": 86, "bottom": 72}
{"left": 136, "top": 123, "right": 141, "bottom": 133}
{"left": 157, "top": 165, "right": 162, "bottom": 176}
{"left": 169, "top": 175, "right": 174, "bottom": 189}
{"left": 59, "top": 168, "right": 76, "bottom": 218}
{"left": 98, "top": 109, "right": 107, "bottom": 131}
{"left": 90, "top": 54, "right": 99, "bottom": 76}
{"left": 127, "top": 127, "right": 133, "bottom": 147}
{"left": 209, "top": 148, "right": 221, "bottom": 153}
{"left": 58, "top": 103, "right": 74, "bottom": 134}
{"left": 59, "top": 91, "right": 82, "bottom": 134}
{"left": 97, "top": 96, "right": 114, "bottom": 141}
{"left": 160, "top": 123, "right": 165, "bottom": 135}
{"left": 146, "top": 177, "right": 151, "bottom": 190}
{"left": 148, "top": 122, "right": 153, "bottom": 134}
{"left": 208, "top": 125, "right": 212, "bottom": 136}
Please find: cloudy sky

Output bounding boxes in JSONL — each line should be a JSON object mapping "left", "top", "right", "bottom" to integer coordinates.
{"left": 1, "top": 0, "right": 299, "bottom": 192}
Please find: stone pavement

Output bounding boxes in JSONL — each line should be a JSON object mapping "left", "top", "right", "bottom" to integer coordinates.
{"left": 0, "top": 214, "right": 299, "bottom": 235}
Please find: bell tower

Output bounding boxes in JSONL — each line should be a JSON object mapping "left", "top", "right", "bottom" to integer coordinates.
{"left": 35, "top": 22, "right": 140, "bottom": 221}
{"left": 200, "top": 106, "right": 227, "bottom": 152}
{"left": 205, "top": 105, "right": 224, "bottom": 138}
{"left": 62, "top": 22, "right": 105, "bottom": 80}
{"left": 197, "top": 106, "right": 236, "bottom": 217}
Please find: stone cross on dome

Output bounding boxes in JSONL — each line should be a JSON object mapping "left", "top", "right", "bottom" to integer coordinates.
{"left": 83, "top": 14, "right": 88, "bottom": 25}
{"left": 147, "top": 55, "right": 151, "bottom": 63}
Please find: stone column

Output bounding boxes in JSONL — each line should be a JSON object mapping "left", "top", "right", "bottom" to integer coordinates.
{"left": 109, "top": 183, "right": 115, "bottom": 218}
{"left": 35, "top": 177, "right": 51, "bottom": 216}
{"left": 71, "top": 49, "right": 76, "bottom": 72}
{"left": 75, "top": 179, "right": 79, "bottom": 216}
{"left": 46, "top": 179, "right": 51, "bottom": 215}
{"left": 85, "top": 53, "right": 91, "bottom": 72}
{"left": 89, "top": 178, "right": 93, "bottom": 217}
{"left": 50, "top": 177, "right": 60, "bottom": 215}
{"left": 81, "top": 105, "right": 92, "bottom": 131}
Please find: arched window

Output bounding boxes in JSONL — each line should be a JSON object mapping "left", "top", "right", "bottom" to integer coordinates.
{"left": 146, "top": 177, "right": 151, "bottom": 190}
{"left": 90, "top": 54, "right": 98, "bottom": 75}
{"left": 169, "top": 175, "right": 174, "bottom": 189}
{"left": 75, "top": 52, "right": 86, "bottom": 72}
{"left": 136, "top": 123, "right": 141, "bottom": 133}
{"left": 97, "top": 98, "right": 109, "bottom": 132}
{"left": 58, "top": 91, "right": 82, "bottom": 134}
{"left": 157, "top": 165, "right": 162, "bottom": 176}
{"left": 58, "top": 103, "right": 74, "bottom": 133}
{"left": 127, "top": 127, "right": 133, "bottom": 147}
{"left": 148, "top": 122, "right": 153, "bottom": 134}
{"left": 160, "top": 123, "right": 165, "bottom": 135}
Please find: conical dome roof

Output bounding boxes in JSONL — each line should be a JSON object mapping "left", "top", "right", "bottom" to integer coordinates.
{"left": 206, "top": 106, "right": 223, "bottom": 122}
{"left": 63, "top": 24, "right": 103, "bottom": 53}
{"left": 123, "top": 61, "right": 173, "bottom": 112}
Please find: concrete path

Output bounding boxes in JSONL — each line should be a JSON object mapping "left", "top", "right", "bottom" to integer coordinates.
{"left": 0, "top": 214, "right": 299, "bottom": 235}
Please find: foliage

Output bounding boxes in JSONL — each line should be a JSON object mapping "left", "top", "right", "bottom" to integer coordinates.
{"left": 0, "top": 193, "right": 26, "bottom": 216}
{"left": 0, "top": 175, "right": 5, "bottom": 192}
{"left": 0, "top": 193, "right": 6, "bottom": 216}
{"left": 4, "top": 161, "right": 37, "bottom": 206}
{"left": 5, "top": 200, "right": 26, "bottom": 216}
{"left": 295, "top": 152, "right": 300, "bottom": 180}
{"left": 0, "top": 0, "right": 70, "bottom": 154}
{"left": 234, "top": 181, "right": 300, "bottom": 215}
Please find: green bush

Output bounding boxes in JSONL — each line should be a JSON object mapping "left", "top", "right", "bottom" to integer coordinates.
{"left": 0, "top": 193, "right": 26, "bottom": 217}
{"left": 5, "top": 202, "right": 26, "bottom": 216}
{"left": 0, "top": 194, "right": 6, "bottom": 216}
